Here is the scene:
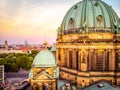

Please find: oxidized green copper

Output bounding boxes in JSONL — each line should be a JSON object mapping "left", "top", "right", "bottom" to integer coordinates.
{"left": 32, "top": 50, "right": 56, "bottom": 67}
{"left": 60, "top": 0, "right": 120, "bottom": 34}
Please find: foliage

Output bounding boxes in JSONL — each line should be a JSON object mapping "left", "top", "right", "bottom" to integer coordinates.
{"left": 0, "top": 53, "right": 7, "bottom": 58}
{"left": 28, "top": 50, "right": 39, "bottom": 58}
{"left": 0, "top": 50, "right": 39, "bottom": 72}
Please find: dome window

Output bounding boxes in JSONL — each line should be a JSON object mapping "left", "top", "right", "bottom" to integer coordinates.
{"left": 74, "top": 5, "right": 78, "bottom": 10}
{"left": 97, "top": 15, "right": 103, "bottom": 22}
{"left": 94, "top": 2, "right": 99, "bottom": 7}
{"left": 69, "top": 18, "right": 74, "bottom": 30}
{"left": 96, "top": 15, "right": 104, "bottom": 30}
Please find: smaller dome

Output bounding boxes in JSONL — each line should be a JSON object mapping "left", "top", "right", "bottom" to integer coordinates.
{"left": 32, "top": 49, "right": 56, "bottom": 67}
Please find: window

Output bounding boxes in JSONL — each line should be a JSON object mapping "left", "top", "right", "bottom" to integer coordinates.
{"left": 105, "top": 51, "right": 109, "bottom": 71}
{"left": 90, "top": 50, "right": 96, "bottom": 71}
{"left": 69, "top": 18, "right": 74, "bottom": 30}
{"left": 81, "top": 51, "right": 86, "bottom": 63}
{"left": 69, "top": 51, "right": 72, "bottom": 69}
{"left": 96, "top": 15, "right": 104, "bottom": 31}
{"left": 116, "top": 51, "right": 120, "bottom": 70}
{"left": 64, "top": 49, "right": 67, "bottom": 67}
{"left": 76, "top": 51, "right": 79, "bottom": 70}
{"left": 118, "top": 52, "right": 120, "bottom": 63}
{"left": 96, "top": 51, "right": 104, "bottom": 71}
{"left": 97, "top": 15, "right": 103, "bottom": 22}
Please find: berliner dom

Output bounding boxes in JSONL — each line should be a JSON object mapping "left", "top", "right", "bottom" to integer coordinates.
{"left": 57, "top": 0, "right": 120, "bottom": 87}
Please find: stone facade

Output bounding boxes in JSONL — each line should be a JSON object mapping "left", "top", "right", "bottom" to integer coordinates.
{"left": 29, "top": 42, "right": 59, "bottom": 90}
{"left": 56, "top": 0, "right": 120, "bottom": 87}
{"left": 57, "top": 33, "right": 120, "bottom": 86}
{"left": 30, "top": 67, "right": 58, "bottom": 90}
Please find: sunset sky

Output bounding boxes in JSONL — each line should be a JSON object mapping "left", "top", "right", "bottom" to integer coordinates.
{"left": 0, "top": 0, "right": 120, "bottom": 45}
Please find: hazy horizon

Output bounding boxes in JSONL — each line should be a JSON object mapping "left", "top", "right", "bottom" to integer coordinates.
{"left": 0, "top": 0, "right": 120, "bottom": 45}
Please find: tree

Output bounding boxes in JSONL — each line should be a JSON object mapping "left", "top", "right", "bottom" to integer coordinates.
{"left": 0, "top": 53, "right": 34, "bottom": 72}
{"left": 16, "top": 55, "right": 33, "bottom": 70}
{"left": 11, "top": 63, "right": 19, "bottom": 72}
{"left": 28, "top": 50, "right": 39, "bottom": 58}
{"left": 0, "top": 53, "right": 7, "bottom": 58}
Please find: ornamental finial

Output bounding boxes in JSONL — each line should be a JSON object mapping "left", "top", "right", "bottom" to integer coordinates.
{"left": 43, "top": 40, "right": 48, "bottom": 49}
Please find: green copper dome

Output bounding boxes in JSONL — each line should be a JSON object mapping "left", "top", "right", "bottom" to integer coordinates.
{"left": 32, "top": 49, "right": 56, "bottom": 67}
{"left": 60, "top": 0, "right": 120, "bottom": 35}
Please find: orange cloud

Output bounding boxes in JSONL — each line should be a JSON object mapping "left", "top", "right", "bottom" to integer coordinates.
{"left": 0, "top": 18, "right": 13, "bottom": 32}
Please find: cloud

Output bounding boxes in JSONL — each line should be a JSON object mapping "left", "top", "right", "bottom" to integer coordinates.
{"left": 0, "top": 0, "right": 119, "bottom": 44}
{"left": 0, "top": 0, "right": 62, "bottom": 44}
{"left": 115, "top": 9, "right": 120, "bottom": 18}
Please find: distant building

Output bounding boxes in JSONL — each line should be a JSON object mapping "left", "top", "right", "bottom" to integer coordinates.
{"left": 57, "top": 0, "right": 120, "bottom": 87}
{"left": 4, "top": 41, "right": 9, "bottom": 50}
{"left": 0, "top": 65, "right": 4, "bottom": 84}
{"left": 0, "top": 50, "right": 25, "bottom": 54}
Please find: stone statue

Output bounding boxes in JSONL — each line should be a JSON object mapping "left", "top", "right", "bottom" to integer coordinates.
{"left": 57, "top": 27, "right": 61, "bottom": 36}
{"left": 114, "top": 21, "right": 120, "bottom": 33}
{"left": 82, "top": 21, "right": 88, "bottom": 33}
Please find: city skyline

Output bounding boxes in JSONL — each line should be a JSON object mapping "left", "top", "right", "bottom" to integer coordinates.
{"left": 0, "top": 0, "right": 120, "bottom": 44}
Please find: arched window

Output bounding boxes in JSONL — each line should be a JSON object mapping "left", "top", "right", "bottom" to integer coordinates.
{"left": 69, "top": 51, "right": 72, "bottom": 69}
{"left": 117, "top": 51, "right": 120, "bottom": 70}
{"left": 96, "top": 15, "right": 104, "bottom": 31}
{"left": 81, "top": 51, "right": 86, "bottom": 63}
{"left": 69, "top": 18, "right": 74, "bottom": 30}
{"left": 105, "top": 51, "right": 109, "bottom": 71}
{"left": 64, "top": 49, "right": 67, "bottom": 67}
{"left": 96, "top": 51, "right": 104, "bottom": 71}
{"left": 76, "top": 51, "right": 79, "bottom": 70}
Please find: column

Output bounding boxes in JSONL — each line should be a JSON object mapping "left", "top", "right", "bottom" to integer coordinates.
{"left": 38, "top": 83, "right": 43, "bottom": 90}
{"left": 111, "top": 49, "right": 115, "bottom": 71}
{"left": 61, "top": 48, "right": 64, "bottom": 66}
{"left": 52, "top": 81, "right": 57, "bottom": 90}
